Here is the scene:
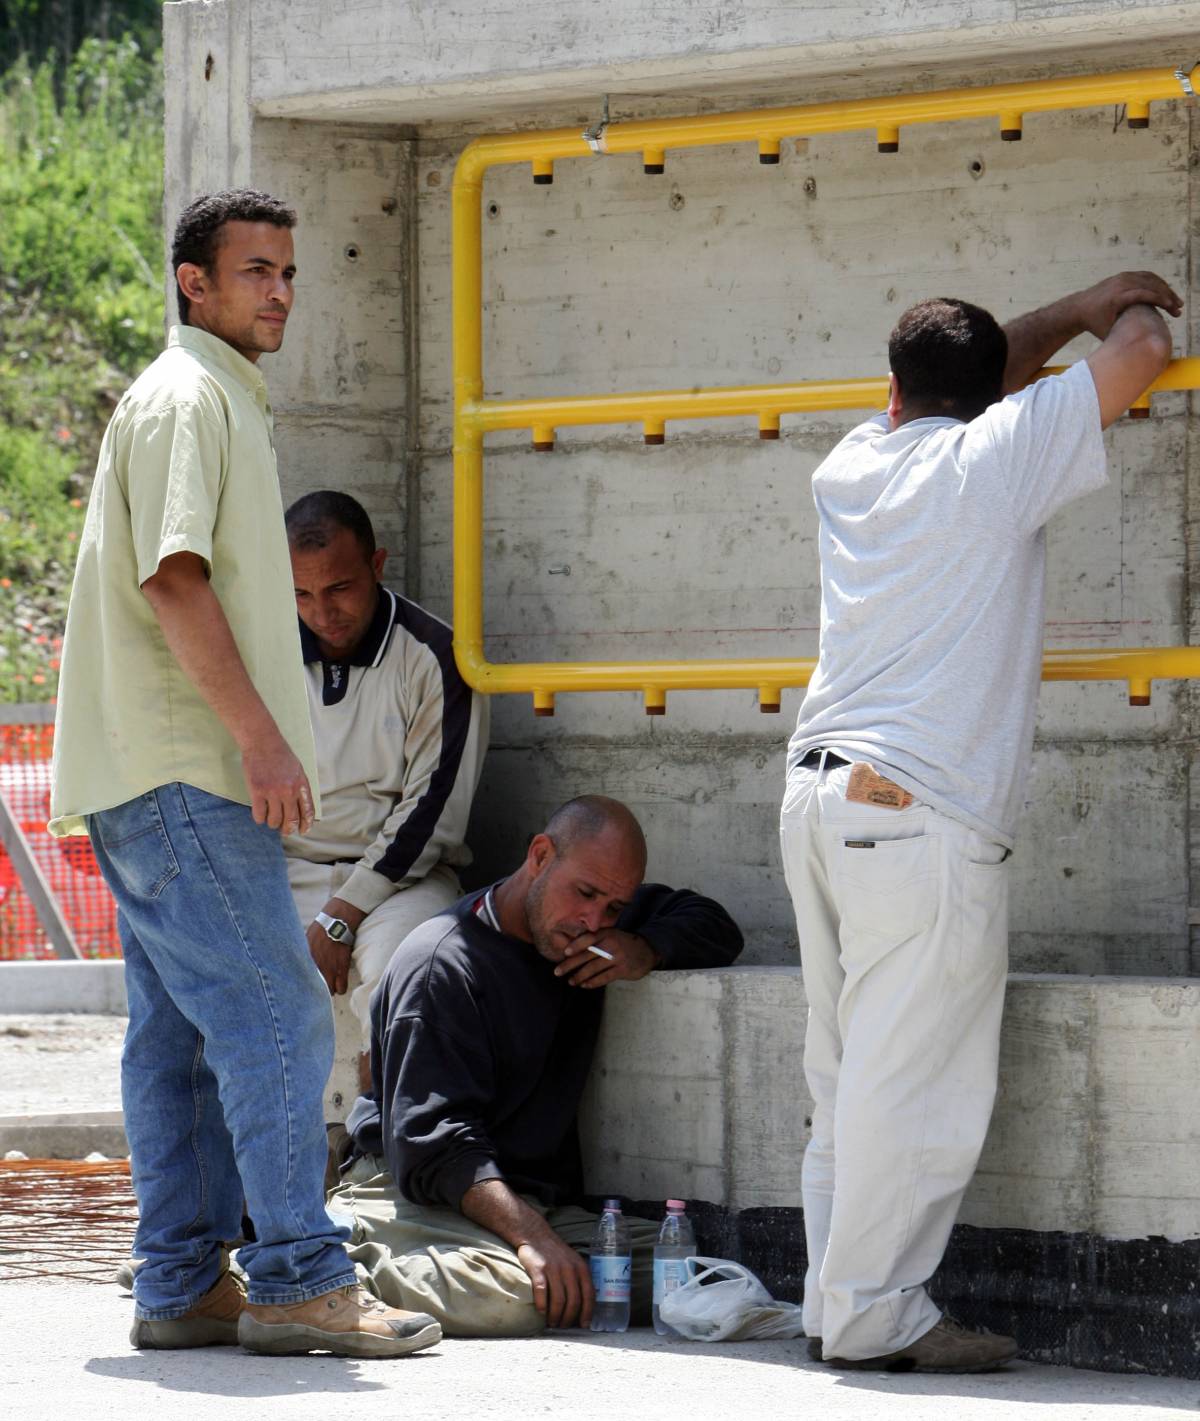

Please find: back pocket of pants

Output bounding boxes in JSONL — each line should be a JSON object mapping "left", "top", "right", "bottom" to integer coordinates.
{"left": 956, "top": 856, "right": 1010, "bottom": 982}
{"left": 835, "top": 834, "right": 939, "bottom": 945}
{"left": 90, "top": 792, "right": 180, "bottom": 899}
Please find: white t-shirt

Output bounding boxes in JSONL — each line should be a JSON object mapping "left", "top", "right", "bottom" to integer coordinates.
{"left": 788, "top": 360, "right": 1107, "bottom": 847}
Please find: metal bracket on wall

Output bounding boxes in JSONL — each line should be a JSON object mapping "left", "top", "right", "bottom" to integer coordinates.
{"left": 0, "top": 790, "right": 81, "bottom": 960}
{"left": 582, "top": 94, "right": 611, "bottom": 154}
{"left": 452, "top": 62, "right": 1200, "bottom": 716}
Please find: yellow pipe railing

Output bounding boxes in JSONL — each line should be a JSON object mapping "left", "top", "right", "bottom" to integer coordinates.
{"left": 465, "top": 360, "right": 1200, "bottom": 444}
{"left": 453, "top": 64, "right": 1199, "bottom": 715}
{"left": 453, "top": 64, "right": 1197, "bottom": 184}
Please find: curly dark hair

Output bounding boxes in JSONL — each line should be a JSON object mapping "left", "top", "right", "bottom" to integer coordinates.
{"left": 888, "top": 297, "right": 1008, "bottom": 422}
{"left": 171, "top": 189, "right": 297, "bottom": 324}
{"left": 285, "top": 490, "right": 377, "bottom": 559}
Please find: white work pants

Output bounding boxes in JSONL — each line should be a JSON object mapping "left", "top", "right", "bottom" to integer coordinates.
{"left": 779, "top": 758, "right": 1009, "bottom": 1361}
{"left": 287, "top": 858, "right": 462, "bottom": 1119}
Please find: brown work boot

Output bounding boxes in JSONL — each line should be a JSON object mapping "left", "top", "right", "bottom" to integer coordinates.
{"left": 825, "top": 1315, "right": 1018, "bottom": 1373}
{"left": 129, "top": 1269, "right": 245, "bottom": 1349}
{"left": 239, "top": 1284, "right": 441, "bottom": 1358}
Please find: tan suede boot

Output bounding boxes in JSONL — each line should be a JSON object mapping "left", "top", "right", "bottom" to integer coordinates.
{"left": 129, "top": 1269, "right": 245, "bottom": 1349}
{"left": 238, "top": 1284, "right": 441, "bottom": 1358}
{"left": 824, "top": 1316, "right": 1018, "bottom": 1373}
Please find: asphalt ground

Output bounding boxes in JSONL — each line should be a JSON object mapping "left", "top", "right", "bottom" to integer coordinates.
{"left": 1, "top": 1280, "right": 1198, "bottom": 1421}
{"left": 0, "top": 1014, "right": 123, "bottom": 1116}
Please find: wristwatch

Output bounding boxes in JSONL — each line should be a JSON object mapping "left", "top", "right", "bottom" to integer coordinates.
{"left": 314, "top": 911, "right": 357, "bottom": 947}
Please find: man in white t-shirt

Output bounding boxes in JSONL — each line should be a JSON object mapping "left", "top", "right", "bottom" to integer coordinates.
{"left": 780, "top": 271, "right": 1179, "bottom": 1373}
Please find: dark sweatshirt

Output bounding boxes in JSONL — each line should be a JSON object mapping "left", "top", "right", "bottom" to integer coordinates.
{"left": 346, "top": 881, "right": 743, "bottom": 1209}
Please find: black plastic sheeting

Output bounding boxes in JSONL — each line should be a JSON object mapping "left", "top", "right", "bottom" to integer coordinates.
{"left": 593, "top": 1198, "right": 1200, "bottom": 1379}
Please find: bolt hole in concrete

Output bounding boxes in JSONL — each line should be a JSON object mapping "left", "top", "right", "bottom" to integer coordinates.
{"left": 344, "top": 244, "right": 360, "bottom": 262}
{"left": 968, "top": 157, "right": 986, "bottom": 178}
{"left": 204, "top": 52, "right": 213, "bottom": 81}
{"left": 669, "top": 190, "right": 685, "bottom": 211}
{"left": 803, "top": 176, "right": 817, "bottom": 196}
{"left": 486, "top": 201, "right": 500, "bottom": 219}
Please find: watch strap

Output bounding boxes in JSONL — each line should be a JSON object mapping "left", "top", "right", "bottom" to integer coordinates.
{"left": 314, "top": 910, "right": 356, "bottom": 946}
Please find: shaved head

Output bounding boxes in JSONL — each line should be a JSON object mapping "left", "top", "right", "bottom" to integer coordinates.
{"left": 543, "top": 795, "right": 647, "bottom": 873}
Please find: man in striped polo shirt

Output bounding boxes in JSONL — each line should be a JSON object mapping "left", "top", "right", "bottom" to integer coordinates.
{"left": 283, "top": 491, "right": 489, "bottom": 1119}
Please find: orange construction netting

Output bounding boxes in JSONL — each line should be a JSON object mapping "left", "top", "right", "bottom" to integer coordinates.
{"left": 0, "top": 722, "right": 120, "bottom": 961}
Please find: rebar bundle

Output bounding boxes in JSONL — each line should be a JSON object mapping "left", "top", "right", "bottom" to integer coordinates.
{"left": 0, "top": 1157, "right": 136, "bottom": 1283}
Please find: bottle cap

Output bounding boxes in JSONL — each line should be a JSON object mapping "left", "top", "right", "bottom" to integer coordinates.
{"left": 666, "top": 1199, "right": 686, "bottom": 1210}
{"left": 604, "top": 1197, "right": 621, "bottom": 1210}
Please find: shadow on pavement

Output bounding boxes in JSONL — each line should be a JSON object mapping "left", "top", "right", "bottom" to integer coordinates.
{"left": 83, "top": 1351, "right": 433, "bottom": 1396}
{"left": 467, "top": 1329, "right": 812, "bottom": 1368}
{"left": 831, "top": 1360, "right": 1186, "bottom": 1409}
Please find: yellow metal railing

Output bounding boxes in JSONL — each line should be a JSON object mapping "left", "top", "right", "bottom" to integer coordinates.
{"left": 453, "top": 64, "right": 1200, "bottom": 715}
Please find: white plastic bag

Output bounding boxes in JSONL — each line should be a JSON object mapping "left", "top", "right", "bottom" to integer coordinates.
{"left": 657, "top": 1256, "right": 807, "bottom": 1342}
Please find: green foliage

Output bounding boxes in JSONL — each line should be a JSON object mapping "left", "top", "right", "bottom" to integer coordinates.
{"left": 0, "top": 1, "right": 165, "bottom": 75}
{"left": 0, "top": 422, "right": 77, "bottom": 695}
{"left": 0, "top": 33, "right": 163, "bottom": 701}
{"left": 0, "top": 36, "right": 163, "bottom": 366}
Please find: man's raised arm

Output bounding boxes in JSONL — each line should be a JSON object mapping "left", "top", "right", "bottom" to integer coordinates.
{"left": 1086, "top": 302, "right": 1174, "bottom": 430}
{"left": 1001, "top": 270, "right": 1178, "bottom": 421}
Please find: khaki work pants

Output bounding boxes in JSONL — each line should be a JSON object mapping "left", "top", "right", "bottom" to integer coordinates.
{"left": 779, "top": 757, "right": 1010, "bottom": 1361}
{"left": 328, "top": 1157, "right": 660, "bottom": 1337}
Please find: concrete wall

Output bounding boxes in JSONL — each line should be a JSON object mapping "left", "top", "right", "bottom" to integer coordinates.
{"left": 246, "top": 118, "right": 416, "bottom": 583}
{"left": 162, "top": 1, "right": 1200, "bottom": 976}
{"left": 580, "top": 968, "right": 1200, "bottom": 1241}
{"left": 415, "top": 107, "right": 1196, "bottom": 975}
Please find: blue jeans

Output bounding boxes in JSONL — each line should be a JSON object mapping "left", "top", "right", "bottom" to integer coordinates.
{"left": 88, "top": 784, "right": 355, "bottom": 1319}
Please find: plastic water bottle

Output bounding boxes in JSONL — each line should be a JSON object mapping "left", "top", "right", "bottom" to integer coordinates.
{"left": 653, "top": 1199, "right": 695, "bottom": 1336}
{"left": 589, "top": 1198, "right": 632, "bottom": 1332}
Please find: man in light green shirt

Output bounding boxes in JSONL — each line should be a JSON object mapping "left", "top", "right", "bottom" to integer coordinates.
{"left": 49, "top": 318, "right": 319, "bottom": 832}
{"left": 50, "top": 189, "right": 439, "bottom": 1361}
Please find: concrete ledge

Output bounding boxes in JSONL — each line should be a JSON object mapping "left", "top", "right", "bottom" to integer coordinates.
{"left": 0, "top": 961, "right": 126, "bottom": 1015}
{"left": 580, "top": 968, "right": 1200, "bottom": 1242}
{"left": 0, "top": 1110, "right": 127, "bottom": 1159}
{"left": 233, "top": 3, "right": 1200, "bottom": 125}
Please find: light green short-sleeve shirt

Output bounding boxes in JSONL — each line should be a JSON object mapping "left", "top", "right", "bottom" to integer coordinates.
{"left": 49, "top": 325, "right": 319, "bottom": 836}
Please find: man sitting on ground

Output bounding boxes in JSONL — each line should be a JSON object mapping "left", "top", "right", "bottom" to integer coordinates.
{"left": 283, "top": 491, "right": 488, "bottom": 1118}
{"left": 328, "top": 795, "right": 743, "bottom": 1336}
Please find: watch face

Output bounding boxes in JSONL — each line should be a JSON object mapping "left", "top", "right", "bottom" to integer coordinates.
{"left": 328, "top": 920, "right": 349, "bottom": 941}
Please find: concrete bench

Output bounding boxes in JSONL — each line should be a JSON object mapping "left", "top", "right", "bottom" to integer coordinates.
{"left": 581, "top": 967, "right": 1200, "bottom": 1376}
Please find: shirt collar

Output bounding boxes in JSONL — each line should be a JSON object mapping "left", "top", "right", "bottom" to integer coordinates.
{"left": 299, "top": 587, "right": 395, "bottom": 668}
{"left": 474, "top": 884, "right": 502, "bottom": 932}
{"left": 169, "top": 325, "right": 269, "bottom": 401}
{"left": 887, "top": 414, "right": 964, "bottom": 434}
